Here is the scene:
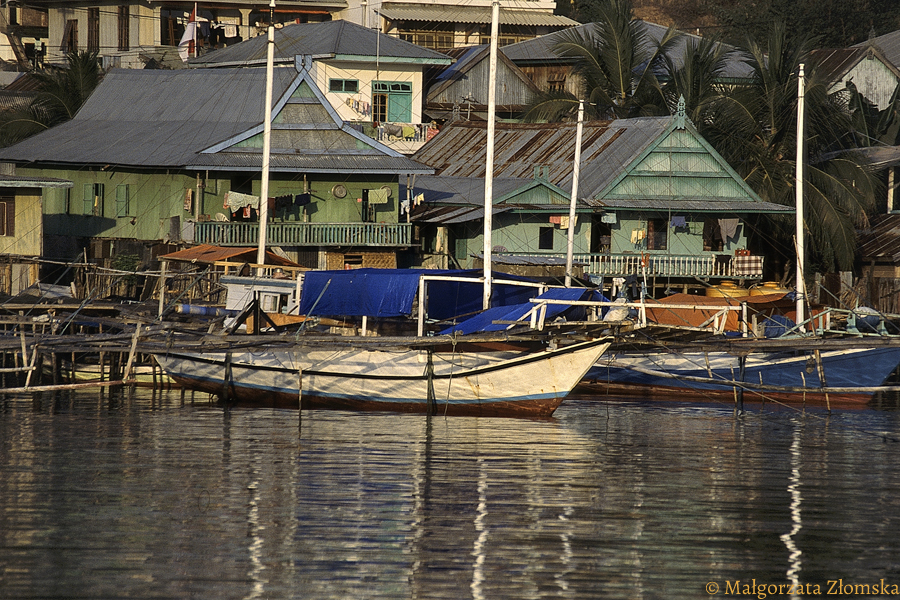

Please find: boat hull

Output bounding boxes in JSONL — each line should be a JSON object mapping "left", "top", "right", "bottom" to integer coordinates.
{"left": 155, "top": 338, "right": 610, "bottom": 417}
{"left": 584, "top": 345, "right": 900, "bottom": 405}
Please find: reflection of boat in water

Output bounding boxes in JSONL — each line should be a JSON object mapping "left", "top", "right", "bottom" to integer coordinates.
{"left": 583, "top": 341, "right": 900, "bottom": 405}
{"left": 155, "top": 336, "right": 610, "bottom": 417}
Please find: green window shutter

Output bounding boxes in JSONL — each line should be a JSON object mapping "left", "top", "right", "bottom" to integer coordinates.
{"left": 83, "top": 183, "right": 93, "bottom": 215}
{"left": 116, "top": 184, "right": 130, "bottom": 217}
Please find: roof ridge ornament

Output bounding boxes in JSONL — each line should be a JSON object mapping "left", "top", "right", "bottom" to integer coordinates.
{"left": 675, "top": 95, "right": 686, "bottom": 129}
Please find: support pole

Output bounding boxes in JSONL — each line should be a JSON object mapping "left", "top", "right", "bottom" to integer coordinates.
{"left": 482, "top": 0, "right": 499, "bottom": 310}
{"left": 795, "top": 64, "right": 806, "bottom": 331}
{"left": 256, "top": 0, "right": 276, "bottom": 275}
{"left": 565, "top": 100, "right": 584, "bottom": 287}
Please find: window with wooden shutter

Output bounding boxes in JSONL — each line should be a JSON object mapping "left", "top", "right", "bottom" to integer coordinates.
{"left": 87, "top": 8, "right": 99, "bottom": 52}
{"left": 83, "top": 183, "right": 104, "bottom": 216}
{"left": 61, "top": 20, "right": 78, "bottom": 53}
{"left": 116, "top": 184, "right": 131, "bottom": 217}
{"left": 118, "top": 6, "right": 130, "bottom": 51}
{"left": 0, "top": 197, "right": 14, "bottom": 237}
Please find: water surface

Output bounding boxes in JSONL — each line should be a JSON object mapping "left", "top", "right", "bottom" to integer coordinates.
{"left": 2, "top": 389, "right": 899, "bottom": 599}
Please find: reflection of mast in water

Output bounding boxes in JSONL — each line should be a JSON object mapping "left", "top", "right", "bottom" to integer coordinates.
{"left": 779, "top": 419, "right": 803, "bottom": 595}
{"left": 470, "top": 457, "right": 488, "bottom": 600}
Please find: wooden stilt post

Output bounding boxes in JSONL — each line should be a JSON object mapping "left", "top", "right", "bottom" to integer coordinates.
{"left": 123, "top": 324, "right": 141, "bottom": 383}
{"left": 24, "top": 345, "right": 38, "bottom": 388}
{"left": 814, "top": 349, "right": 831, "bottom": 413}
{"left": 426, "top": 350, "right": 435, "bottom": 415}
{"left": 298, "top": 363, "right": 303, "bottom": 429}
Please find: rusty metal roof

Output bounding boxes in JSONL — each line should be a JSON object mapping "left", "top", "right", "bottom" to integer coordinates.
{"left": 858, "top": 213, "right": 900, "bottom": 263}
{"left": 412, "top": 118, "right": 666, "bottom": 199}
{"left": 159, "top": 244, "right": 303, "bottom": 267}
{"left": 806, "top": 46, "right": 900, "bottom": 85}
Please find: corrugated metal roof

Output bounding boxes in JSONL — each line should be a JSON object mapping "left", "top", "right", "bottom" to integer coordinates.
{"left": 192, "top": 152, "right": 433, "bottom": 173}
{"left": 412, "top": 119, "right": 666, "bottom": 199}
{"left": 502, "top": 21, "right": 754, "bottom": 80}
{"left": 0, "top": 67, "right": 292, "bottom": 167}
{"left": 855, "top": 32, "right": 900, "bottom": 73}
{"left": 858, "top": 213, "right": 900, "bottom": 263}
{"left": 0, "top": 65, "right": 430, "bottom": 174}
{"left": 0, "top": 90, "right": 36, "bottom": 112}
{"left": 808, "top": 47, "right": 870, "bottom": 84}
{"left": 378, "top": 4, "right": 578, "bottom": 27}
{"left": 160, "top": 244, "right": 302, "bottom": 266}
{"left": 0, "top": 174, "right": 73, "bottom": 188}
{"left": 411, "top": 118, "right": 789, "bottom": 216}
{"left": 587, "top": 198, "right": 793, "bottom": 213}
{"left": 190, "top": 20, "right": 450, "bottom": 67}
{"left": 402, "top": 175, "right": 533, "bottom": 205}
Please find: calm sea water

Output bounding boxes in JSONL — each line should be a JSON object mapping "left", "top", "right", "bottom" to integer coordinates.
{"left": 2, "top": 388, "right": 900, "bottom": 599}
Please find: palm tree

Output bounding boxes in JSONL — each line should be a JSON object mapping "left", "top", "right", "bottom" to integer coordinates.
{"left": 522, "top": 0, "right": 681, "bottom": 122}
{"left": 0, "top": 51, "right": 102, "bottom": 147}
{"left": 701, "top": 21, "right": 880, "bottom": 271}
{"left": 660, "top": 34, "right": 735, "bottom": 126}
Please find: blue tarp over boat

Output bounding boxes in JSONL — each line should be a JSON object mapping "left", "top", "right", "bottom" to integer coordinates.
{"left": 298, "top": 269, "right": 540, "bottom": 320}
{"left": 441, "top": 288, "right": 607, "bottom": 334}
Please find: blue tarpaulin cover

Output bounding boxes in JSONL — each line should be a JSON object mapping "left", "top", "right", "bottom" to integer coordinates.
{"left": 298, "top": 268, "right": 539, "bottom": 319}
{"left": 440, "top": 288, "right": 603, "bottom": 334}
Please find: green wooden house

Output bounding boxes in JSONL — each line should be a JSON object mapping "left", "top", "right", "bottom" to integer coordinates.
{"left": 409, "top": 101, "right": 793, "bottom": 294}
{"left": 0, "top": 55, "right": 433, "bottom": 280}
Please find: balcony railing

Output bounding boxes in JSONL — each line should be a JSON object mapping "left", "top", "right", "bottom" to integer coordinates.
{"left": 195, "top": 222, "right": 413, "bottom": 247}
{"left": 498, "top": 252, "right": 765, "bottom": 280}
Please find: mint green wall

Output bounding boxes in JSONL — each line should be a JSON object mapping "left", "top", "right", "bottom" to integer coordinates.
{"left": 492, "top": 213, "right": 589, "bottom": 254}
{"left": 610, "top": 212, "right": 747, "bottom": 254}
{"left": 23, "top": 166, "right": 401, "bottom": 242}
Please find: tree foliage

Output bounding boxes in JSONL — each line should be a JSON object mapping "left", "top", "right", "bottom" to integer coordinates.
{"left": 534, "top": 1, "right": 883, "bottom": 272}
{"left": 0, "top": 51, "right": 102, "bottom": 147}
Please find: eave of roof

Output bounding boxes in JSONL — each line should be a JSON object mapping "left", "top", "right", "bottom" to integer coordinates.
{"left": 0, "top": 174, "right": 72, "bottom": 188}
{"left": 189, "top": 20, "right": 450, "bottom": 68}
{"left": 378, "top": 4, "right": 578, "bottom": 27}
{"left": 588, "top": 198, "right": 794, "bottom": 213}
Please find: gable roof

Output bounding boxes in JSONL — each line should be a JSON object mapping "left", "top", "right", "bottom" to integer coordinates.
{"left": 189, "top": 20, "right": 451, "bottom": 68}
{"left": 809, "top": 45, "right": 900, "bottom": 86}
{"left": 858, "top": 213, "right": 900, "bottom": 263}
{"left": 0, "top": 57, "right": 433, "bottom": 175}
{"left": 426, "top": 44, "right": 541, "bottom": 106}
{"left": 411, "top": 112, "right": 791, "bottom": 214}
{"left": 854, "top": 30, "right": 900, "bottom": 72}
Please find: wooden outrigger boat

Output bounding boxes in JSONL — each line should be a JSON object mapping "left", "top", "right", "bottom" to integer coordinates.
{"left": 155, "top": 336, "right": 611, "bottom": 417}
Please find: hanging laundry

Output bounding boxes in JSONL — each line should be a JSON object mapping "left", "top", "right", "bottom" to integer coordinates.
{"left": 400, "top": 198, "right": 410, "bottom": 214}
{"left": 670, "top": 215, "right": 687, "bottom": 228}
{"left": 295, "top": 193, "right": 311, "bottom": 206}
{"left": 631, "top": 229, "right": 638, "bottom": 244}
{"left": 243, "top": 205, "right": 252, "bottom": 219}
{"left": 414, "top": 193, "right": 425, "bottom": 206}
{"left": 225, "top": 191, "right": 259, "bottom": 211}
{"left": 637, "top": 230, "right": 645, "bottom": 241}
{"left": 601, "top": 213, "right": 617, "bottom": 224}
{"left": 184, "top": 189, "right": 192, "bottom": 212}
{"left": 560, "top": 216, "right": 576, "bottom": 228}
{"left": 274, "top": 195, "right": 292, "bottom": 211}
{"left": 368, "top": 188, "right": 389, "bottom": 205}
{"left": 718, "top": 218, "right": 739, "bottom": 241}
{"left": 549, "top": 215, "right": 563, "bottom": 225}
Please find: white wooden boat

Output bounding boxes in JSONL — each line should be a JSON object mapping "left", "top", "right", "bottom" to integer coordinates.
{"left": 155, "top": 337, "right": 610, "bottom": 417}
